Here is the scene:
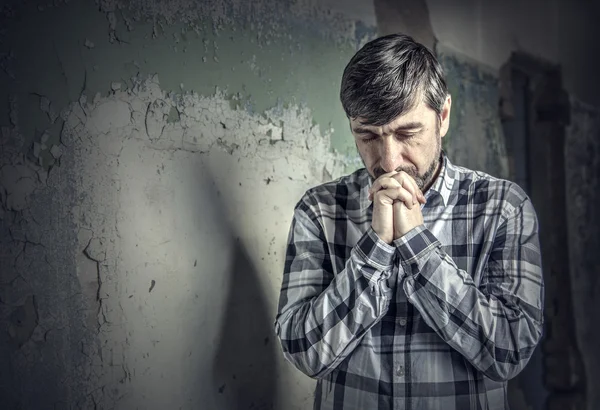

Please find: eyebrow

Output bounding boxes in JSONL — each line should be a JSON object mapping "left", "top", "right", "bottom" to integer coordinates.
{"left": 352, "top": 121, "right": 424, "bottom": 134}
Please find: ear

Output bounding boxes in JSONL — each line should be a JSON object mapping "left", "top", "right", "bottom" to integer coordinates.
{"left": 439, "top": 95, "right": 452, "bottom": 138}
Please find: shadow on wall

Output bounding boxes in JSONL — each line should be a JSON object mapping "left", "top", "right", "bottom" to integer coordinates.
{"left": 200, "top": 166, "right": 278, "bottom": 410}
{"left": 212, "top": 239, "right": 278, "bottom": 410}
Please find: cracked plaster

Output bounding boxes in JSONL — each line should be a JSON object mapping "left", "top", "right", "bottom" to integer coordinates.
{"left": 0, "top": 0, "right": 374, "bottom": 408}
{"left": 11, "top": 0, "right": 591, "bottom": 408}
{"left": 1, "top": 62, "right": 350, "bottom": 407}
{"left": 61, "top": 74, "right": 349, "bottom": 408}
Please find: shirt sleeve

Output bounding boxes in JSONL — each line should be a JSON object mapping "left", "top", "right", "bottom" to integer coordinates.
{"left": 395, "top": 198, "right": 544, "bottom": 382}
{"left": 274, "top": 200, "right": 395, "bottom": 379}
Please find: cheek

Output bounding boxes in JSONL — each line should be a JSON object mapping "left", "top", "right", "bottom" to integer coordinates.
{"left": 358, "top": 144, "right": 377, "bottom": 161}
{"left": 414, "top": 140, "right": 433, "bottom": 162}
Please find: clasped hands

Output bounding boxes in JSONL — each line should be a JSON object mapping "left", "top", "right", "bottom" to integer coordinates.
{"left": 368, "top": 171, "right": 426, "bottom": 244}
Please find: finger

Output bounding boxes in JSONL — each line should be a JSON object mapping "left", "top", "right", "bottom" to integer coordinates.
{"left": 368, "top": 175, "right": 422, "bottom": 206}
{"left": 391, "top": 172, "right": 418, "bottom": 204}
{"left": 408, "top": 177, "right": 426, "bottom": 204}
{"left": 368, "top": 175, "right": 400, "bottom": 199}
{"left": 393, "top": 172, "right": 426, "bottom": 204}
{"left": 369, "top": 171, "right": 398, "bottom": 193}
{"left": 373, "top": 186, "right": 416, "bottom": 209}
{"left": 409, "top": 177, "right": 426, "bottom": 204}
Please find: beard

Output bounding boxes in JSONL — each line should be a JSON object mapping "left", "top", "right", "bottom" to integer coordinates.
{"left": 390, "top": 154, "right": 439, "bottom": 190}
{"left": 365, "top": 133, "right": 442, "bottom": 191}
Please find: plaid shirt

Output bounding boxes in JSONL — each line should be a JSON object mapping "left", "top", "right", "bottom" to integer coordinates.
{"left": 274, "top": 154, "right": 544, "bottom": 410}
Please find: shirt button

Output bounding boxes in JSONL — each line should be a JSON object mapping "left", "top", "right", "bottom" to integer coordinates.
{"left": 396, "top": 364, "right": 405, "bottom": 377}
{"left": 399, "top": 318, "right": 407, "bottom": 326}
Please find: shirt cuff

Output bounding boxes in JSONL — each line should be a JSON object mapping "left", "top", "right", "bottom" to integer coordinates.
{"left": 354, "top": 227, "right": 396, "bottom": 271}
{"left": 393, "top": 225, "right": 441, "bottom": 269}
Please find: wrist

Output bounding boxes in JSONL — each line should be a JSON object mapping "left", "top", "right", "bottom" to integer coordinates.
{"left": 394, "top": 223, "right": 423, "bottom": 240}
{"left": 371, "top": 223, "right": 394, "bottom": 244}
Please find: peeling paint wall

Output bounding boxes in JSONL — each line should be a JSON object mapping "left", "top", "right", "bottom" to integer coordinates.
{"left": 437, "top": 46, "right": 509, "bottom": 179}
{"left": 59, "top": 79, "right": 348, "bottom": 409}
{"left": 0, "top": 0, "right": 376, "bottom": 408}
{"left": 2, "top": 0, "right": 599, "bottom": 409}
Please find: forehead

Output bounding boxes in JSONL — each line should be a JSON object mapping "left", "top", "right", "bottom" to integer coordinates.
{"left": 350, "top": 100, "right": 435, "bottom": 131}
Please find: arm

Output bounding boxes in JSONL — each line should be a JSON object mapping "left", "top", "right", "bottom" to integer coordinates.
{"left": 274, "top": 198, "right": 395, "bottom": 378}
{"left": 395, "top": 198, "right": 544, "bottom": 382}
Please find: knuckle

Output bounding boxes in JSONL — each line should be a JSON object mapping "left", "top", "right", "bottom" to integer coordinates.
{"left": 374, "top": 190, "right": 386, "bottom": 201}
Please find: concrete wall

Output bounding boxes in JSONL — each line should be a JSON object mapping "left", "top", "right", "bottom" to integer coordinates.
{"left": 565, "top": 100, "right": 600, "bottom": 410}
{"left": 1, "top": 0, "right": 599, "bottom": 409}
{"left": 0, "top": 1, "right": 375, "bottom": 408}
{"left": 426, "top": 0, "right": 600, "bottom": 107}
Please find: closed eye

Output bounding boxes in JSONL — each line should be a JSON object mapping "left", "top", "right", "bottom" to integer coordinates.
{"left": 396, "top": 132, "right": 418, "bottom": 140}
{"left": 358, "top": 134, "right": 378, "bottom": 143}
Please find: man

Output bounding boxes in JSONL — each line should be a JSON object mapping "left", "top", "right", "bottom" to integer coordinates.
{"left": 274, "top": 34, "right": 544, "bottom": 410}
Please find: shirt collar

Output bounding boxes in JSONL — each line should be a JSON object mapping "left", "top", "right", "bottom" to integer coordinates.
{"left": 360, "top": 151, "right": 455, "bottom": 210}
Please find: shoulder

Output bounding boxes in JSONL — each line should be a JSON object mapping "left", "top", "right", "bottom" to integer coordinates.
{"left": 450, "top": 164, "right": 532, "bottom": 218}
{"left": 295, "top": 168, "right": 369, "bottom": 217}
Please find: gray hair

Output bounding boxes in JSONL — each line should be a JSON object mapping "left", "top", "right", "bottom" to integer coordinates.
{"left": 340, "top": 33, "right": 448, "bottom": 126}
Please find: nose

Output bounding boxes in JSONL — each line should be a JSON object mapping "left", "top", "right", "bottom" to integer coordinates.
{"left": 379, "top": 137, "right": 402, "bottom": 173}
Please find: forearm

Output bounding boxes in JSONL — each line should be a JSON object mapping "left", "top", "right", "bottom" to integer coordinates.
{"left": 275, "top": 225, "right": 395, "bottom": 378}
{"left": 395, "top": 223, "right": 544, "bottom": 381}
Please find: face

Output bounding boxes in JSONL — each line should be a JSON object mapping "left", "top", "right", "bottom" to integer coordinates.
{"left": 350, "top": 95, "right": 452, "bottom": 191}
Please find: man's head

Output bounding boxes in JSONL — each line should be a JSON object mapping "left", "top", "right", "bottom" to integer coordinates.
{"left": 340, "top": 33, "right": 451, "bottom": 190}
